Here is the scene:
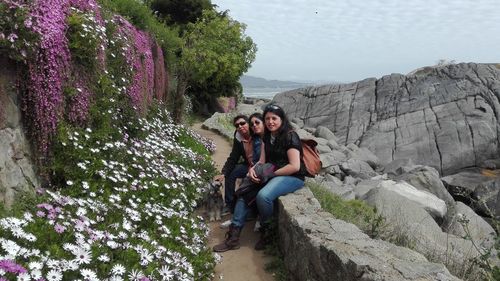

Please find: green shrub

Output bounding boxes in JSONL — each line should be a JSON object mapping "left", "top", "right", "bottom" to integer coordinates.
{"left": 308, "top": 182, "right": 384, "bottom": 238}
{"left": 98, "top": 0, "right": 181, "bottom": 65}
{"left": 66, "top": 9, "right": 103, "bottom": 69}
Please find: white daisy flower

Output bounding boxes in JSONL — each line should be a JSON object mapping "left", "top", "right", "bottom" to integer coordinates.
{"left": 28, "top": 261, "right": 43, "bottom": 270}
{"left": 158, "top": 265, "right": 174, "bottom": 280}
{"left": 80, "top": 268, "right": 97, "bottom": 280}
{"left": 46, "top": 270, "right": 62, "bottom": 281}
{"left": 73, "top": 247, "right": 92, "bottom": 265}
{"left": 111, "top": 264, "right": 126, "bottom": 275}
{"left": 2, "top": 239, "right": 20, "bottom": 257}
{"left": 17, "top": 272, "right": 31, "bottom": 281}
{"left": 97, "top": 254, "right": 110, "bottom": 262}
{"left": 127, "top": 269, "right": 144, "bottom": 281}
{"left": 109, "top": 276, "right": 124, "bottom": 281}
{"left": 30, "top": 269, "right": 42, "bottom": 279}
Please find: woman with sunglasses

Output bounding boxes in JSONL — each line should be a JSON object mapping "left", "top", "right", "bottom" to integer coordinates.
{"left": 249, "top": 112, "right": 265, "bottom": 160}
{"left": 214, "top": 114, "right": 262, "bottom": 219}
{"left": 213, "top": 105, "right": 306, "bottom": 252}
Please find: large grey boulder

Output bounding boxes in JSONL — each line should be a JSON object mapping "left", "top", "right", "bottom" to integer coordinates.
{"left": 366, "top": 180, "right": 447, "bottom": 220}
{"left": 340, "top": 158, "right": 378, "bottom": 179}
{"left": 393, "top": 165, "right": 455, "bottom": 206}
{"left": 344, "top": 145, "right": 381, "bottom": 170}
{"left": 361, "top": 186, "right": 488, "bottom": 278}
{"left": 273, "top": 63, "right": 500, "bottom": 176}
{"left": 0, "top": 58, "right": 39, "bottom": 209}
{"left": 447, "top": 201, "right": 497, "bottom": 250}
{"left": 442, "top": 168, "right": 500, "bottom": 218}
{"left": 314, "top": 125, "right": 337, "bottom": 141}
{"left": 392, "top": 165, "right": 457, "bottom": 227}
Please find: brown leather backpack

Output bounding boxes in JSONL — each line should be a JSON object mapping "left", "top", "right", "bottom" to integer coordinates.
{"left": 301, "top": 139, "right": 322, "bottom": 177}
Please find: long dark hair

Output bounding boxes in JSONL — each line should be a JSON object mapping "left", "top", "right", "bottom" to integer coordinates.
{"left": 249, "top": 112, "right": 263, "bottom": 136}
{"left": 263, "top": 104, "right": 292, "bottom": 140}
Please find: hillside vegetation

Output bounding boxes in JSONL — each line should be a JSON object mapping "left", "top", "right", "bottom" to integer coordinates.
{"left": 0, "top": 0, "right": 254, "bottom": 279}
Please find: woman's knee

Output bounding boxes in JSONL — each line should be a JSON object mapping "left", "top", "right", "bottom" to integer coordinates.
{"left": 256, "top": 190, "right": 271, "bottom": 205}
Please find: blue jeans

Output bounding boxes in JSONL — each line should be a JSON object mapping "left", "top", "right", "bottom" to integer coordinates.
{"left": 232, "top": 176, "right": 304, "bottom": 228}
{"left": 225, "top": 164, "right": 248, "bottom": 208}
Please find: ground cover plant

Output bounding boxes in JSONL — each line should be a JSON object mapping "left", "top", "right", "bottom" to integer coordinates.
{"left": 0, "top": 105, "right": 218, "bottom": 281}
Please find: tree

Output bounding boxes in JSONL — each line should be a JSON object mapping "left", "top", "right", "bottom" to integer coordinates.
{"left": 150, "top": 0, "right": 212, "bottom": 25}
{"left": 172, "top": 9, "right": 256, "bottom": 122}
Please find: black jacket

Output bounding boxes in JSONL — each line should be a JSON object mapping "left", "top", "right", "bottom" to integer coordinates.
{"left": 221, "top": 131, "right": 250, "bottom": 177}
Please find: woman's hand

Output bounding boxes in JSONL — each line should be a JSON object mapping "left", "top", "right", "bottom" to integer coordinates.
{"left": 213, "top": 174, "right": 224, "bottom": 182}
{"left": 248, "top": 166, "right": 260, "bottom": 183}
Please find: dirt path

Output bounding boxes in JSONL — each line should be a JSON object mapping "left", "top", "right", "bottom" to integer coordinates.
{"left": 191, "top": 123, "right": 275, "bottom": 281}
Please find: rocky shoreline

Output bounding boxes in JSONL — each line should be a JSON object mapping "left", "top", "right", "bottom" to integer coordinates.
{"left": 204, "top": 63, "right": 500, "bottom": 280}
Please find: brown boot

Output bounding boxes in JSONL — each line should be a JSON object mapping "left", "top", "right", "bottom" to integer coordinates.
{"left": 213, "top": 224, "right": 241, "bottom": 252}
{"left": 254, "top": 225, "right": 270, "bottom": 251}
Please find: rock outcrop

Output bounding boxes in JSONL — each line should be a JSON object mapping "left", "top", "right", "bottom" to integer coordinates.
{"left": 0, "top": 58, "right": 40, "bottom": 208}
{"left": 278, "top": 188, "right": 461, "bottom": 281}
{"left": 273, "top": 63, "right": 500, "bottom": 176}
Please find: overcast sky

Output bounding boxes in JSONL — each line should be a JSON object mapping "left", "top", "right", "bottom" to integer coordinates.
{"left": 211, "top": 0, "right": 500, "bottom": 83}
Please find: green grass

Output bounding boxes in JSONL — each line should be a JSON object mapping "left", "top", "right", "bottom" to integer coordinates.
{"left": 308, "top": 182, "right": 384, "bottom": 238}
{"left": 264, "top": 220, "right": 288, "bottom": 281}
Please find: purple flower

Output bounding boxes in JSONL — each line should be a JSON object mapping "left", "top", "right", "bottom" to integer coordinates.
{"left": 24, "top": 18, "right": 33, "bottom": 28}
{"left": 7, "top": 33, "right": 18, "bottom": 42}
{"left": 36, "top": 210, "right": 46, "bottom": 217}
{"left": 47, "top": 212, "right": 57, "bottom": 220}
{"left": 24, "top": 0, "right": 71, "bottom": 157}
{"left": 37, "top": 203, "right": 53, "bottom": 211}
{"left": 0, "top": 259, "right": 27, "bottom": 274}
{"left": 54, "top": 224, "right": 66, "bottom": 233}
{"left": 36, "top": 188, "right": 46, "bottom": 195}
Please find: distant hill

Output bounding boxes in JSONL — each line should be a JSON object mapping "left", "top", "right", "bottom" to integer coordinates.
{"left": 240, "top": 75, "right": 310, "bottom": 89}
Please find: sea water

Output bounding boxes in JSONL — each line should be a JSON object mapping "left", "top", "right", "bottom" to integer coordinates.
{"left": 243, "top": 87, "right": 296, "bottom": 100}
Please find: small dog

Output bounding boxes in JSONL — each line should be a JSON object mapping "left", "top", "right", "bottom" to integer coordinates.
{"left": 203, "top": 180, "right": 224, "bottom": 222}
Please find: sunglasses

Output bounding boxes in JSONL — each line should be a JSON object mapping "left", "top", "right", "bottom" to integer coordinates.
{"left": 265, "top": 104, "right": 281, "bottom": 111}
{"left": 234, "top": 121, "right": 247, "bottom": 128}
{"left": 251, "top": 120, "right": 262, "bottom": 127}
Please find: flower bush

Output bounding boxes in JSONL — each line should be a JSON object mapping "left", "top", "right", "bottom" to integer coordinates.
{"left": 22, "top": 0, "right": 71, "bottom": 157}
{"left": 112, "top": 15, "right": 155, "bottom": 113}
{"left": 0, "top": 105, "right": 218, "bottom": 280}
{"left": 0, "top": 0, "right": 38, "bottom": 63}
{"left": 0, "top": 0, "right": 171, "bottom": 161}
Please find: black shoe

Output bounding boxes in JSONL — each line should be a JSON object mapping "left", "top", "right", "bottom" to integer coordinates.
{"left": 254, "top": 225, "right": 270, "bottom": 251}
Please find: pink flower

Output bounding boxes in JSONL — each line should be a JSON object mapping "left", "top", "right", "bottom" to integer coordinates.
{"left": 54, "top": 224, "right": 66, "bottom": 233}
{"left": 7, "top": 33, "right": 18, "bottom": 42}
{"left": 24, "top": 18, "right": 33, "bottom": 28}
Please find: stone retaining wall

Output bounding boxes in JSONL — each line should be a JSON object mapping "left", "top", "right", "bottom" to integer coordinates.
{"left": 0, "top": 57, "right": 39, "bottom": 209}
{"left": 277, "top": 188, "right": 461, "bottom": 281}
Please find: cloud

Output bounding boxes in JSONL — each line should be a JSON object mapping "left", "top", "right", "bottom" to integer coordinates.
{"left": 213, "top": 0, "right": 500, "bottom": 82}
